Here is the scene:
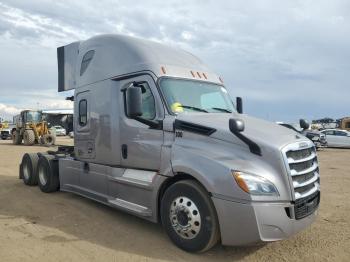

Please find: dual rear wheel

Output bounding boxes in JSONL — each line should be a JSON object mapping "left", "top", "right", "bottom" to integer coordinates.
{"left": 20, "top": 153, "right": 59, "bottom": 192}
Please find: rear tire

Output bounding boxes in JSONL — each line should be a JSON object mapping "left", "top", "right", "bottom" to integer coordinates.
{"left": 160, "top": 180, "right": 220, "bottom": 253}
{"left": 42, "top": 134, "right": 56, "bottom": 146}
{"left": 21, "top": 153, "right": 39, "bottom": 185}
{"left": 23, "top": 129, "right": 35, "bottom": 145}
{"left": 37, "top": 155, "right": 59, "bottom": 193}
{"left": 13, "top": 130, "right": 22, "bottom": 145}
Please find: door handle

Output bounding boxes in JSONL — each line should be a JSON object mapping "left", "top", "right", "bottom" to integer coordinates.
{"left": 122, "top": 144, "right": 128, "bottom": 159}
{"left": 83, "top": 162, "right": 89, "bottom": 173}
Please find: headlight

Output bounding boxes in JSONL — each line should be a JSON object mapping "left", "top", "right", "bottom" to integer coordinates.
{"left": 232, "top": 171, "right": 279, "bottom": 196}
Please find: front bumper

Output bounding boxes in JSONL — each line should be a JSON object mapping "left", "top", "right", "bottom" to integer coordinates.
{"left": 212, "top": 195, "right": 318, "bottom": 246}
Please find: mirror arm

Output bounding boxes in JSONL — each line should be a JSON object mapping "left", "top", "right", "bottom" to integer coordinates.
{"left": 134, "top": 117, "right": 163, "bottom": 129}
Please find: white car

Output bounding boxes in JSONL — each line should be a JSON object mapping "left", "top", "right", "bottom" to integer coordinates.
{"left": 53, "top": 125, "right": 67, "bottom": 136}
{"left": 320, "top": 129, "right": 350, "bottom": 148}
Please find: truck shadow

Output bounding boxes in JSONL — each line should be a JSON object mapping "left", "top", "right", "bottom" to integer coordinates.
{"left": 0, "top": 175, "right": 264, "bottom": 261}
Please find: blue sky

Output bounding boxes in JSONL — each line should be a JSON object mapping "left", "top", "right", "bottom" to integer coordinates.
{"left": 0, "top": 0, "right": 349, "bottom": 122}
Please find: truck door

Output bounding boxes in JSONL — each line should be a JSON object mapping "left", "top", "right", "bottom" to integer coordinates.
{"left": 75, "top": 90, "right": 108, "bottom": 198}
{"left": 119, "top": 75, "right": 164, "bottom": 170}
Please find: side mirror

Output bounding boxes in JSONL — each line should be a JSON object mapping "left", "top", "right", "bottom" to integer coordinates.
{"left": 299, "top": 119, "right": 310, "bottom": 130}
{"left": 229, "top": 118, "right": 245, "bottom": 133}
{"left": 126, "top": 83, "right": 143, "bottom": 118}
{"left": 236, "top": 97, "right": 243, "bottom": 114}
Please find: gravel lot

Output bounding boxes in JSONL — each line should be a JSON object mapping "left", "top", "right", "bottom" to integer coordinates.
{"left": 0, "top": 137, "right": 349, "bottom": 261}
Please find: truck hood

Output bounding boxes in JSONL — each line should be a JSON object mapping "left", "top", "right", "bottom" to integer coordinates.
{"left": 176, "top": 113, "right": 305, "bottom": 153}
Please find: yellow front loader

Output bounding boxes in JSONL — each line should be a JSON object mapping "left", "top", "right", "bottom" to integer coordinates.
{"left": 12, "top": 110, "right": 56, "bottom": 146}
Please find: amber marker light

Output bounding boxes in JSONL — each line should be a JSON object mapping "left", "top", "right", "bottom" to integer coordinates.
{"left": 161, "top": 66, "right": 167, "bottom": 74}
{"left": 232, "top": 171, "right": 250, "bottom": 193}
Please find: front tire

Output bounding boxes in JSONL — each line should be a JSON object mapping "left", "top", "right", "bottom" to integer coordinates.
{"left": 161, "top": 180, "right": 220, "bottom": 253}
{"left": 37, "top": 155, "right": 59, "bottom": 193}
{"left": 23, "top": 129, "right": 35, "bottom": 145}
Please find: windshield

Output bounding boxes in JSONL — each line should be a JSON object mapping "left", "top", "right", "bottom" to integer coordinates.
{"left": 159, "top": 78, "right": 236, "bottom": 114}
{"left": 26, "top": 111, "right": 42, "bottom": 122}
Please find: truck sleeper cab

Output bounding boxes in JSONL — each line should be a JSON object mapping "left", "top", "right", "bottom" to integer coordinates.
{"left": 19, "top": 34, "right": 320, "bottom": 253}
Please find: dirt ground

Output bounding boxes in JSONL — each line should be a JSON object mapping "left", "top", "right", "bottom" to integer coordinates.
{"left": 0, "top": 137, "right": 349, "bottom": 262}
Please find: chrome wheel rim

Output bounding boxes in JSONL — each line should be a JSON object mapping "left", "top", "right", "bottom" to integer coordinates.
{"left": 23, "top": 163, "right": 30, "bottom": 180}
{"left": 170, "top": 196, "right": 201, "bottom": 239}
{"left": 38, "top": 165, "right": 47, "bottom": 185}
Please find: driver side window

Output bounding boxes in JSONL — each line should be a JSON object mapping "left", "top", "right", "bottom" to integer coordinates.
{"left": 141, "top": 83, "right": 156, "bottom": 120}
{"left": 125, "top": 82, "right": 156, "bottom": 120}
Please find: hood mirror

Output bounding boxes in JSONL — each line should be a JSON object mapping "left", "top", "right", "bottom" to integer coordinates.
{"left": 126, "top": 82, "right": 143, "bottom": 118}
{"left": 229, "top": 118, "right": 245, "bottom": 133}
{"left": 236, "top": 97, "right": 243, "bottom": 114}
{"left": 299, "top": 119, "right": 310, "bottom": 130}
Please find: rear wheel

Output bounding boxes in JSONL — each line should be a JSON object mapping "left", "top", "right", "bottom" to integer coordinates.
{"left": 21, "top": 153, "right": 39, "bottom": 185}
{"left": 12, "top": 130, "right": 22, "bottom": 145}
{"left": 42, "top": 134, "right": 56, "bottom": 146}
{"left": 37, "top": 155, "right": 59, "bottom": 193}
{"left": 23, "top": 129, "right": 35, "bottom": 145}
{"left": 160, "top": 180, "right": 220, "bottom": 253}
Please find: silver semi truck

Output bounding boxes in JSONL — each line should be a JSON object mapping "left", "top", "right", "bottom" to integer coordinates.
{"left": 19, "top": 34, "right": 320, "bottom": 252}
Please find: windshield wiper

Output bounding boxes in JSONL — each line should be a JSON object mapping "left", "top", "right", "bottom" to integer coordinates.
{"left": 178, "top": 105, "right": 208, "bottom": 113}
{"left": 211, "top": 107, "right": 232, "bottom": 113}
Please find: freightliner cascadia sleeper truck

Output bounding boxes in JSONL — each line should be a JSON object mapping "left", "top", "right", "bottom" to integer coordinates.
{"left": 19, "top": 34, "right": 320, "bottom": 252}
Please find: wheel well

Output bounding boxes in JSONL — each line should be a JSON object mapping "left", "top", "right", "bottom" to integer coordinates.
{"left": 157, "top": 173, "right": 210, "bottom": 223}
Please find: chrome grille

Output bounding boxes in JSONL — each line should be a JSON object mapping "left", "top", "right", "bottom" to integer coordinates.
{"left": 283, "top": 141, "right": 320, "bottom": 201}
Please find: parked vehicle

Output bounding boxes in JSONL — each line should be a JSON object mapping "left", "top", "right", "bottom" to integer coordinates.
{"left": 278, "top": 121, "right": 327, "bottom": 149}
{"left": 53, "top": 125, "right": 67, "bottom": 136}
{"left": 12, "top": 110, "right": 56, "bottom": 146}
{"left": 0, "top": 122, "right": 13, "bottom": 140}
{"left": 320, "top": 129, "right": 350, "bottom": 148}
{"left": 19, "top": 34, "right": 320, "bottom": 252}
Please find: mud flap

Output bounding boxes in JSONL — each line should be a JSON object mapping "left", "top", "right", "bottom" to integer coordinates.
{"left": 19, "top": 163, "right": 23, "bottom": 179}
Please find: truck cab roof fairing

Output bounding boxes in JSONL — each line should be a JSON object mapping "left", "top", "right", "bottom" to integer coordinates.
{"left": 57, "top": 34, "right": 220, "bottom": 92}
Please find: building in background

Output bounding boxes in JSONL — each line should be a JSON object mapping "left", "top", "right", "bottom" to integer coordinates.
{"left": 42, "top": 109, "right": 73, "bottom": 134}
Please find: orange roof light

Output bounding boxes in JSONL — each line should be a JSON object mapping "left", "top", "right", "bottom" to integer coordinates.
{"left": 196, "top": 72, "right": 202, "bottom": 78}
{"left": 161, "top": 66, "right": 167, "bottom": 74}
{"left": 190, "top": 71, "right": 196, "bottom": 77}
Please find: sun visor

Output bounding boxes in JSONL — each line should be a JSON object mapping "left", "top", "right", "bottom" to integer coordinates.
{"left": 57, "top": 41, "right": 80, "bottom": 92}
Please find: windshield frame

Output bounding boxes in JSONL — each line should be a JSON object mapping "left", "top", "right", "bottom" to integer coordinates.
{"left": 157, "top": 76, "right": 236, "bottom": 116}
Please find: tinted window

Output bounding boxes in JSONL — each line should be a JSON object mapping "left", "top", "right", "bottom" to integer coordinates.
{"left": 323, "top": 130, "right": 334, "bottom": 135}
{"left": 80, "top": 50, "right": 95, "bottom": 76}
{"left": 140, "top": 83, "right": 156, "bottom": 120}
{"left": 125, "top": 83, "right": 156, "bottom": 120}
{"left": 335, "top": 131, "right": 347, "bottom": 136}
{"left": 79, "top": 99, "right": 87, "bottom": 126}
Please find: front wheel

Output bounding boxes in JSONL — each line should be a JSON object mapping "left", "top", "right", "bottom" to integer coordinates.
{"left": 160, "top": 180, "right": 220, "bottom": 253}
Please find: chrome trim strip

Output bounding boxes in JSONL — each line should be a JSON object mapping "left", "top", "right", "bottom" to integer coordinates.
{"left": 295, "top": 182, "right": 320, "bottom": 200}
{"left": 287, "top": 151, "right": 316, "bottom": 164}
{"left": 290, "top": 162, "right": 318, "bottom": 176}
{"left": 293, "top": 172, "right": 319, "bottom": 188}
